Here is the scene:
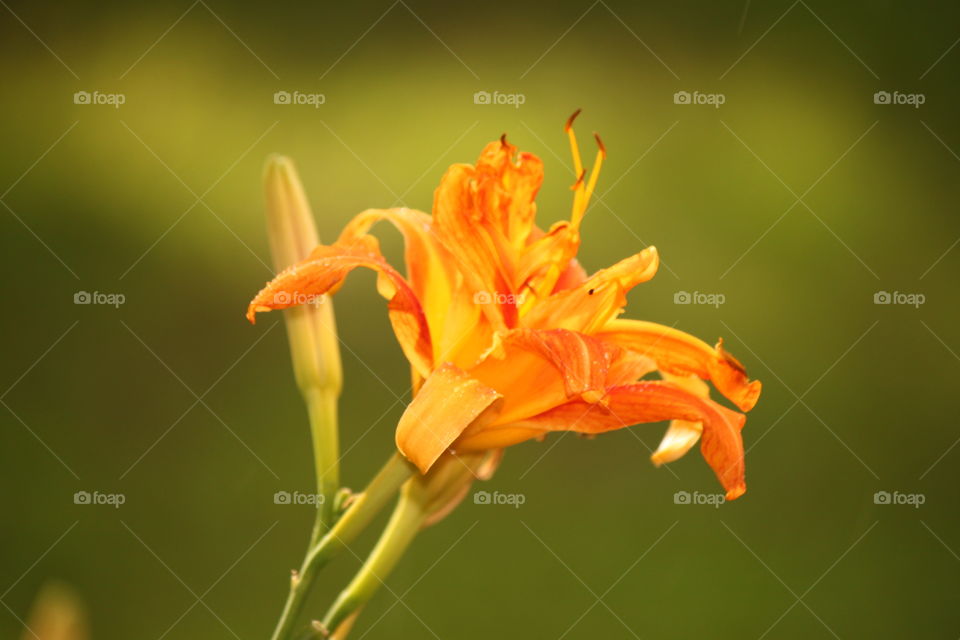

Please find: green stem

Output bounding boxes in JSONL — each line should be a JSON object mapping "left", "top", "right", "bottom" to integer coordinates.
{"left": 270, "top": 452, "right": 415, "bottom": 640}
{"left": 305, "top": 389, "right": 339, "bottom": 538}
{"left": 318, "top": 486, "right": 426, "bottom": 635}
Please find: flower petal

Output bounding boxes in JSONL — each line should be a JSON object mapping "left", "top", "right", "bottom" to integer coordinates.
{"left": 395, "top": 363, "right": 502, "bottom": 473}
{"left": 416, "top": 450, "right": 503, "bottom": 528}
{"left": 473, "top": 139, "right": 544, "bottom": 249}
{"left": 513, "top": 381, "right": 747, "bottom": 499}
{"left": 596, "top": 319, "right": 762, "bottom": 412}
{"left": 467, "top": 329, "right": 656, "bottom": 426}
{"left": 651, "top": 373, "right": 709, "bottom": 466}
{"left": 336, "top": 207, "right": 488, "bottom": 369}
{"left": 651, "top": 420, "right": 702, "bottom": 466}
{"left": 521, "top": 247, "right": 659, "bottom": 333}
{"left": 432, "top": 140, "right": 544, "bottom": 329}
{"left": 247, "top": 234, "right": 434, "bottom": 377}
{"left": 516, "top": 222, "right": 580, "bottom": 308}
{"left": 499, "top": 328, "right": 656, "bottom": 400}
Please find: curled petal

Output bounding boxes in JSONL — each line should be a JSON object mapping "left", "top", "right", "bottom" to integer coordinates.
{"left": 247, "top": 235, "right": 434, "bottom": 377}
{"left": 396, "top": 363, "right": 502, "bottom": 473}
{"left": 338, "top": 208, "right": 453, "bottom": 317}
{"left": 432, "top": 141, "right": 545, "bottom": 330}
{"left": 512, "top": 381, "right": 747, "bottom": 500}
{"left": 336, "top": 208, "right": 486, "bottom": 367}
{"left": 472, "top": 139, "right": 544, "bottom": 248}
{"left": 415, "top": 450, "right": 504, "bottom": 528}
{"left": 651, "top": 420, "right": 701, "bottom": 466}
{"left": 651, "top": 372, "right": 709, "bottom": 466}
{"left": 521, "top": 246, "right": 659, "bottom": 334}
{"left": 596, "top": 319, "right": 761, "bottom": 411}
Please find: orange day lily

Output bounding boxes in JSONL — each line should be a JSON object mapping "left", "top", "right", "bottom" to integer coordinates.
{"left": 247, "top": 112, "right": 761, "bottom": 500}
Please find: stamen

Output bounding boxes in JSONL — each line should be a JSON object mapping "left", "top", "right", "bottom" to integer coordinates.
{"left": 565, "top": 109, "right": 584, "bottom": 177}
{"left": 500, "top": 133, "right": 509, "bottom": 147}
{"left": 570, "top": 168, "right": 586, "bottom": 191}
{"left": 566, "top": 109, "right": 586, "bottom": 225}
{"left": 584, "top": 132, "right": 606, "bottom": 205}
{"left": 570, "top": 169, "right": 586, "bottom": 225}
{"left": 571, "top": 132, "right": 606, "bottom": 228}
{"left": 593, "top": 132, "right": 606, "bottom": 156}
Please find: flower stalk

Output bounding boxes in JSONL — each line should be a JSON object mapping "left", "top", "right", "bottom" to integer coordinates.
{"left": 270, "top": 452, "right": 416, "bottom": 640}
{"left": 317, "top": 451, "right": 496, "bottom": 635}
{"left": 319, "top": 483, "right": 427, "bottom": 635}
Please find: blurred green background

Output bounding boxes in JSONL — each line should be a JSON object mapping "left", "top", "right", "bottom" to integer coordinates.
{"left": 2, "top": 1, "right": 959, "bottom": 638}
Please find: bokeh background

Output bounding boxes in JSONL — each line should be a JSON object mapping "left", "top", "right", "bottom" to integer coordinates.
{"left": 2, "top": 1, "right": 959, "bottom": 638}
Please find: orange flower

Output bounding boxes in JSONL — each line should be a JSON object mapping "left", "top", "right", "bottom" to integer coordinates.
{"left": 248, "top": 113, "right": 761, "bottom": 500}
